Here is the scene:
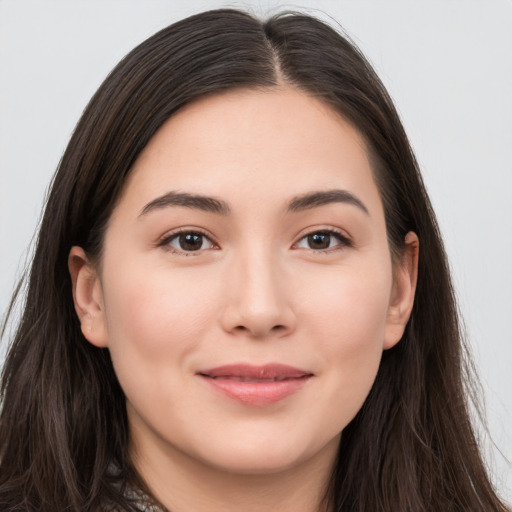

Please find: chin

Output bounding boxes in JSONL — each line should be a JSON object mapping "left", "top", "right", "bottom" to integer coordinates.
{"left": 203, "top": 450, "right": 310, "bottom": 476}
{"left": 189, "top": 429, "right": 341, "bottom": 476}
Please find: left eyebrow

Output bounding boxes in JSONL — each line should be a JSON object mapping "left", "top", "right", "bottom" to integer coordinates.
{"left": 287, "top": 190, "right": 369, "bottom": 215}
{"left": 139, "top": 191, "right": 231, "bottom": 217}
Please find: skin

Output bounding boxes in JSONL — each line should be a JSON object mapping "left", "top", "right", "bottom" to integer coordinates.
{"left": 69, "top": 87, "right": 418, "bottom": 512}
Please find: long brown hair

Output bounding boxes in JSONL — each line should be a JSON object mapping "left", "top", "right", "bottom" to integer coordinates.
{"left": 0, "top": 9, "right": 507, "bottom": 511}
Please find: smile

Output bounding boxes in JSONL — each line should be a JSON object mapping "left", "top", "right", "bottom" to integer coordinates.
{"left": 197, "top": 364, "right": 313, "bottom": 406}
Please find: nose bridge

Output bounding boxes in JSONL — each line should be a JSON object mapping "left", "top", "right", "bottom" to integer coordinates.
{"left": 221, "top": 241, "right": 295, "bottom": 338}
{"left": 242, "top": 246, "right": 281, "bottom": 311}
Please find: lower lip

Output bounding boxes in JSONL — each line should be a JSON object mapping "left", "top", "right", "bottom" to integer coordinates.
{"left": 199, "top": 375, "right": 311, "bottom": 406}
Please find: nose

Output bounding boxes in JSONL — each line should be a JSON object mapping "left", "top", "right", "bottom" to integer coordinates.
{"left": 219, "top": 249, "right": 297, "bottom": 339}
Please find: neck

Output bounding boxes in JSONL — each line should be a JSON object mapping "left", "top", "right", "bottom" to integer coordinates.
{"left": 131, "top": 434, "right": 339, "bottom": 512}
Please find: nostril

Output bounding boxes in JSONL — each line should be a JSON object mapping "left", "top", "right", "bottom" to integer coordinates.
{"left": 232, "top": 323, "right": 287, "bottom": 336}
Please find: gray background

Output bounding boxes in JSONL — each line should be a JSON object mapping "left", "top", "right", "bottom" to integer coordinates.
{"left": 1, "top": 0, "right": 511, "bottom": 502}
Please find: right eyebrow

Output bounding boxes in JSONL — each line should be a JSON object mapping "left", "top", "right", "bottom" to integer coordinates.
{"left": 139, "top": 191, "right": 231, "bottom": 217}
{"left": 287, "top": 189, "right": 369, "bottom": 215}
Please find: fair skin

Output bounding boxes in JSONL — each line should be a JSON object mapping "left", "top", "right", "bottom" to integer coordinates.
{"left": 69, "top": 87, "right": 418, "bottom": 512}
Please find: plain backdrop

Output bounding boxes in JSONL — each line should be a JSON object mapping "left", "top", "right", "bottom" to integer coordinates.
{"left": 1, "top": 0, "right": 511, "bottom": 502}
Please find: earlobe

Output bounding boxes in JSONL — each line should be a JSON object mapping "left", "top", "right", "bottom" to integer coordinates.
{"left": 384, "top": 232, "right": 419, "bottom": 350}
{"left": 68, "top": 246, "right": 109, "bottom": 348}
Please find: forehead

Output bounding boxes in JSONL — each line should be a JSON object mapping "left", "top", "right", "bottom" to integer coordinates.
{"left": 115, "top": 87, "right": 382, "bottom": 218}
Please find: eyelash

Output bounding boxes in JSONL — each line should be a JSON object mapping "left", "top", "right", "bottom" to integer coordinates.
{"left": 158, "top": 228, "right": 352, "bottom": 255}
{"left": 158, "top": 228, "right": 218, "bottom": 256}
{"left": 294, "top": 228, "right": 352, "bottom": 253}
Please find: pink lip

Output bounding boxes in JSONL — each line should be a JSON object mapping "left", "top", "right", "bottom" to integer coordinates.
{"left": 197, "top": 364, "right": 313, "bottom": 406}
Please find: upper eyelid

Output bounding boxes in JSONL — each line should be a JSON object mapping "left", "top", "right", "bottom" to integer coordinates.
{"left": 291, "top": 229, "right": 354, "bottom": 254}
{"left": 293, "top": 227, "right": 352, "bottom": 244}
{"left": 158, "top": 227, "right": 216, "bottom": 244}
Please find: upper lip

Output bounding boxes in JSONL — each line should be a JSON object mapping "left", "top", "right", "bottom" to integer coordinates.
{"left": 198, "top": 364, "right": 313, "bottom": 381}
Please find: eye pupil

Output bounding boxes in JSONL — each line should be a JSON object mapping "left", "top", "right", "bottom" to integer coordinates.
{"left": 179, "top": 233, "right": 203, "bottom": 251}
{"left": 308, "top": 233, "right": 330, "bottom": 249}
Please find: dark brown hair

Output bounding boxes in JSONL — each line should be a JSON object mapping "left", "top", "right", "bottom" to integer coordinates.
{"left": 0, "top": 8, "right": 507, "bottom": 511}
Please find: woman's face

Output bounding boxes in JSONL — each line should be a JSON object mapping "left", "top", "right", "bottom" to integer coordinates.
{"left": 71, "top": 87, "right": 417, "bottom": 477}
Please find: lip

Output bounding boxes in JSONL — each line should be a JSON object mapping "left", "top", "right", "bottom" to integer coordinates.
{"left": 197, "top": 364, "right": 313, "bottom": 406}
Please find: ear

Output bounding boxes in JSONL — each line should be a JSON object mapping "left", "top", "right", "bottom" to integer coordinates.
{"left": 383, "top": 232, "right": 419, "bottom": 350}
{"left": 68, "top": 246, "right": 109, "bottom": 348}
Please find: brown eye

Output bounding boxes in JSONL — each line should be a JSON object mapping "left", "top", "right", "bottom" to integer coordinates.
{"left": 307, "top": 233, "right": 331, "bottom": 249}
{"left": 295, "top": 230, "right": 350, "bottom": 251}
{"left": 179, "top": 233, "right": 203, "bottom": 251}
{"left": 166, "top": 231, "right": 214, "bottom": 252}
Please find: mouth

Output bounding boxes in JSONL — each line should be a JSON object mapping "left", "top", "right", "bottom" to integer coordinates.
{"left": 197, "top": 364, "right": 313, "bottom": 406}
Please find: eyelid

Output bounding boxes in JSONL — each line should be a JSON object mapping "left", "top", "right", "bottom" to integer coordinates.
{"left": 292, "top": 227, "right": 353, "bottom": 252}
{"left": 157, "top": 227, "right": 219, "bottom": 255}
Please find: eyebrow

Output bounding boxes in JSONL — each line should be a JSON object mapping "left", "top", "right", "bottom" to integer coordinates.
{"left": 139, "top": 191, "right": 231, "bottom": 217}
{"left": 139, "top": 189, "right": 369, "bottom": 218}
{"left": 287, "top": 190, "right": 369, "bottom": 215}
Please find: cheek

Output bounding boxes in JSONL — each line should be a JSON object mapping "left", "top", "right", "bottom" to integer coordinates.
{"left": 298, "top": 260, "right": 391, "bottom": 421}
{"left": 99, "top": 258, "right": 226, "bottom": 436}
{"left": 300, "top": 259, "right": 391, "bottom": 344}
{"left": 100, "top": 257, "right": 219, "bottom": 378}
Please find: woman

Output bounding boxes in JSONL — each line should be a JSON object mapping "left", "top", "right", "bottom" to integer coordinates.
{"left": 0, "top": 8, "right": 507, "bottom": 512}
